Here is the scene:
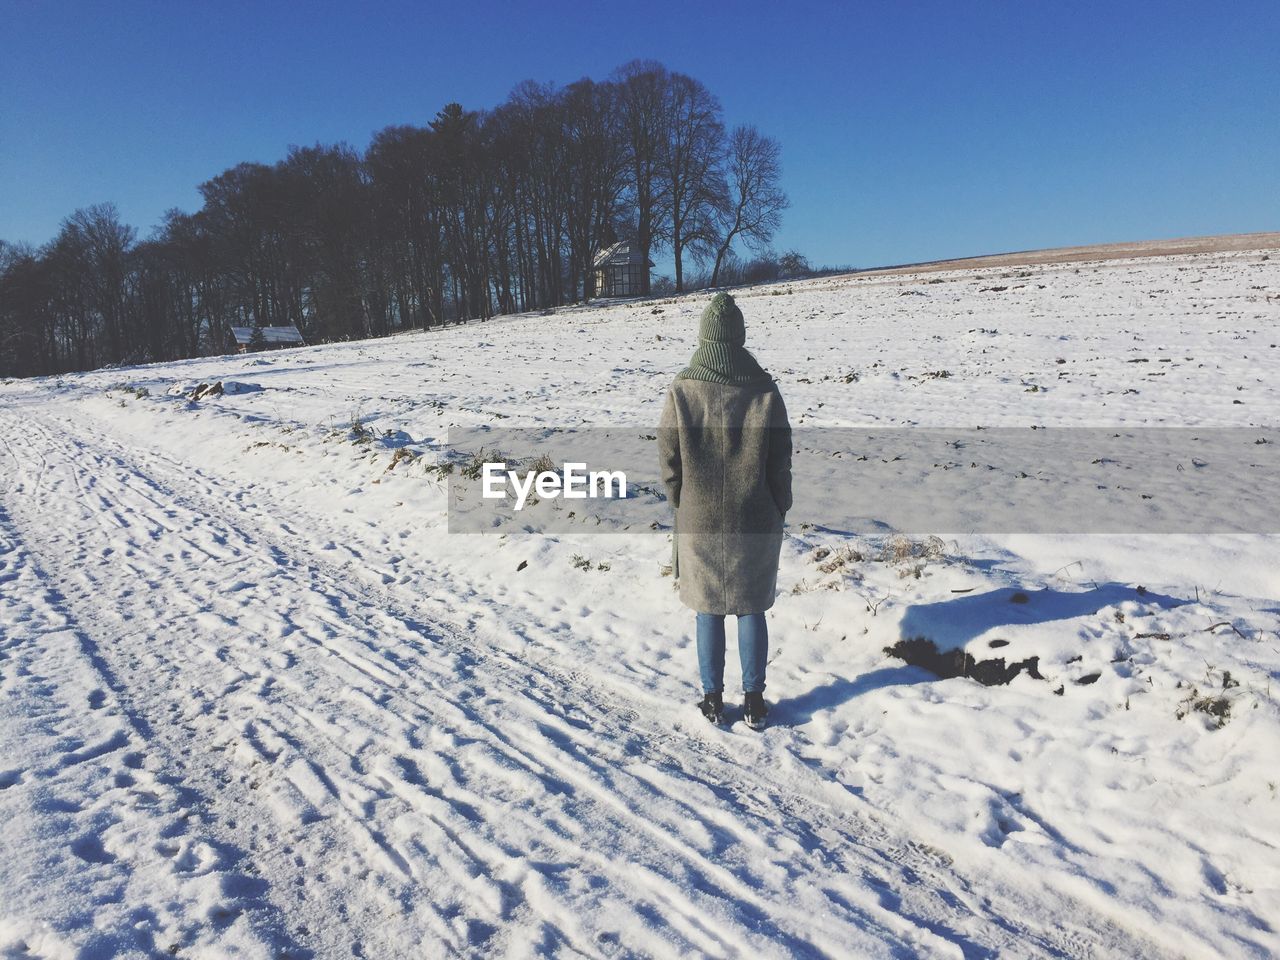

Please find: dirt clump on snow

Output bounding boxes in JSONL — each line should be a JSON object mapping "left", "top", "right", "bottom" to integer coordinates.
{"left": 884, "top": 636, "right": 1044, "bottom": 686}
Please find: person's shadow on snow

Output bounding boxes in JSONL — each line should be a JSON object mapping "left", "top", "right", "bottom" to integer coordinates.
{"left": 770, "top": 583, "right": 1187, "bottom": 728}
{"left": 899, "top": 583, "right": 1186, "bottom": 650}
{"left": 771, "top": 664, "right": 935, "bottom": 728}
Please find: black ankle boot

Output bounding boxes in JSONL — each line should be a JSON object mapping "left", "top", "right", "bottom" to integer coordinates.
{"left": 698, "top": 691, "right": 725, "bottom": 724}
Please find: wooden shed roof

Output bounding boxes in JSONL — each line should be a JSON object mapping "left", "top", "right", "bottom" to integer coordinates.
{"left": 229, "top": 325, "right": 305, "bottom": 346}
{"left": 592, "top": 241, "right": 655, "bottom": 269}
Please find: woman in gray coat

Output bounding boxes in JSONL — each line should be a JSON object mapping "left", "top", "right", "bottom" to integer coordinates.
{"left": 658, "top": 293, "right": 792, "bottom": 729}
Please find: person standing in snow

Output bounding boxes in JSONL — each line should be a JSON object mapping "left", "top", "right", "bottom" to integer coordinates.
{"left": 658, "top": 292, "right": 792, "bottom": 729}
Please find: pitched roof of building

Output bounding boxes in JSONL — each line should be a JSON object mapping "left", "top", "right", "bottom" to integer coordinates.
{"left": 593, "top": 241, "right": 655, "bottom": 269}
{"left": 229, "top": 325, "right": 305, "bottom": 346}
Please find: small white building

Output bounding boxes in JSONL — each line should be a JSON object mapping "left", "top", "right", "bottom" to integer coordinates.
{"left": 592, "top": 241, "right": 653, "bottom": 298}
{"left": 229, "top": 325, "right": 306, "bottom": 354}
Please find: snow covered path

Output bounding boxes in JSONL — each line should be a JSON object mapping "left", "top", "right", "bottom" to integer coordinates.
{"left": 0, "top": 408, "right": 1169, "bottom": 958}
{"left": 2, "top": 249, "right": 1279, "bottom": 957}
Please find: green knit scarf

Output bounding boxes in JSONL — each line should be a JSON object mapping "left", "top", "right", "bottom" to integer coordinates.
{"left": 676, "top": 340, "right": 771, "bottom": 385}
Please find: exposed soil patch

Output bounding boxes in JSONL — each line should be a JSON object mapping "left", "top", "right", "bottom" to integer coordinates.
{"left": 885, "top": 636, "right": 1043, "bottom": 686}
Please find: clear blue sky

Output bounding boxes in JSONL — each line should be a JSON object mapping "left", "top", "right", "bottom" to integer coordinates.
{"left": 2, "top": 0, "right": 1276, "bottom": 269}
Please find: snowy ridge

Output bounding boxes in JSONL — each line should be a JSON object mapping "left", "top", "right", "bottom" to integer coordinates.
{"left": 2, "top": 247, "right": 1279, "bottom": 957}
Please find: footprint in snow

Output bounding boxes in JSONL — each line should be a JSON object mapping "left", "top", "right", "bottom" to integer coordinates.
{"left": 70, "top": 834, "right": 115, "bottom": 864}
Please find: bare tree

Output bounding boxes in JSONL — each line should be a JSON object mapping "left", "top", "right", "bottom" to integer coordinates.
{"left": 431, "top": 102, "right": 498, "bottom": 321}
{"left": 365, "top": 124, "right": 447, "bottom": 328}
{"left": 778, "top": 249, "right": 811, "bottom": 279}
{"left": 661, "top": 72, "right": 727, "bottom": 292}
{"left": 198, "top": 162, "right": 306, "bottom": 330}
{"left": 280, "top": 143, "right": 371, "bottom": 340}
{"left": 560, "top": 78, "right": 627, "bottom": 301}
{"left": 0, "top": 241, "right": 53, "bottom": 377}
{"left": 711, "top": 125, "right": 788, "bottom": 287}
{"left": 499, "top": 83, "right": 570, "bottom": 311}
{"left": 67, "top": 204, "right": 136, "bottom": 361}
{"left": 612, "top": 60, "right": 671, "bottom": 296}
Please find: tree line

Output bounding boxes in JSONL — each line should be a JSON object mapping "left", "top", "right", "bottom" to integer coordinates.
{"left": 0, "top": 60, "right": 790, "bottom": 379}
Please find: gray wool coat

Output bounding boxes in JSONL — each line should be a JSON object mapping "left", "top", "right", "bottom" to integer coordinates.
{"left": 657, "top": 378, "right": 793, "bottom": 616}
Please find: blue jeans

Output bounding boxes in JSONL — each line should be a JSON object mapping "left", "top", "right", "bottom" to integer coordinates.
{"left": 697, "top": 612, "right": 768, "bottom": 695}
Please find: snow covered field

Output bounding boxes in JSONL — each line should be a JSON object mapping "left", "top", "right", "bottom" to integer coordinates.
{"left": 2, "top": 247, "right": 1279, "bottom": 958}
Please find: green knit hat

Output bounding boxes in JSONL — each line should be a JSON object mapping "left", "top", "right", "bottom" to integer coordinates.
{"left": 699, "top": 293, "right": 746, "bottom": 345}
{"left": 676, "top": 292, "right": 770, "bottom": 385}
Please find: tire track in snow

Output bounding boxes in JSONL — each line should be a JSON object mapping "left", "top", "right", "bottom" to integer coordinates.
{"left": 0, "top": 498, "right": 308, "bottom": 958}
{"left": 2, "top": 420, "right": 531, "bottom": 958}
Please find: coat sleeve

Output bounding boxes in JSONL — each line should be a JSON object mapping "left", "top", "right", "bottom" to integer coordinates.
{"left": 766, "top": 386, "right": 793, "bottom": 517}
{"left": 657, "top": 387, "right": 682, "bottom": 510}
